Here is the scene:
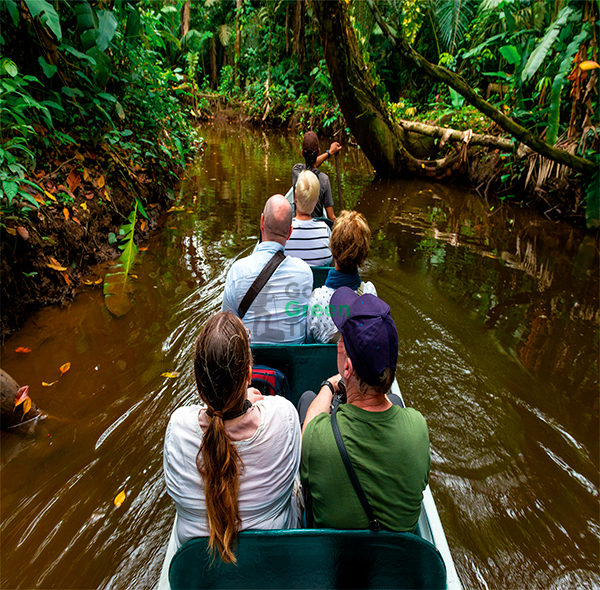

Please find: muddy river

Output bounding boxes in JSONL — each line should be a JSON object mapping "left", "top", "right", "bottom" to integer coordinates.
{"left": 1, "top": 124, "right": 598, "bottom": 589}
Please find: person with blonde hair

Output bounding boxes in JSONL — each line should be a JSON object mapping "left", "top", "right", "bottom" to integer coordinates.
{"left": 285, "top": 170, "right": 333, "bottom": 267}
{"left": 306, "top": 210, "right": 376, "bottom": 343}
{"left": 162, "top": 312, "right": 301, "bottom": 570}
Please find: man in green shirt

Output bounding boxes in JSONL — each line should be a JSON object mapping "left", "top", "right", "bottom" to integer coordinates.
{"left": 300, "top": 288, "right": 430, "bottom": 532}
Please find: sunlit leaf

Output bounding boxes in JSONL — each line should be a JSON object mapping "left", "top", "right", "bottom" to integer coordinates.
{"left": 161, "top": 372, "right": 180, "bottom": 378}
{"left": 6, "top": 227, "right": 16, "bottom": 235}
{"left": 63, "top": 208, "right": 70, "bottom": 220}
{"left": 104, "top": 188, "right": 111, "bottom": 202}
{"left": 44, "top": 190, "right": 57, "bottom": 202}
{"left": 579, "top": 60, "right": 600, "bottom": 71}
{"left": 46, "top": 257, "right": 68, "bottom": 271}
{"left": 80, "top": 202, "right": 88, "bottom": 210}
{"left": 167, "top": 206, "right": 185, "bottom": 212}
{"left": 42, "top": 380, "right": 58, "bottom": 386}
{"left": 114, "top": 488, "right": 126, "bottom": 507}
{"left": 97, "top": 175, "right": 105, "bottom": 188}
{"left": 59, "top": 362, "right": 71, "bottom": 375}
{"left": 15, "top": 347, "right": 32, "bottom": 353}
{"left": 14, "top": 385, "right": 30, "bottom": 408}
{"left": 17, "top": 226, "right": 30, "bottom": 240}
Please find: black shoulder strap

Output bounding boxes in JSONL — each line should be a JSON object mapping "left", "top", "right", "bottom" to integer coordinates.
{"left": 331, "top": 406, "right": 381, "bottom": 532}
{"left": 238, "top": 250, "right": 286, "bottom": 319}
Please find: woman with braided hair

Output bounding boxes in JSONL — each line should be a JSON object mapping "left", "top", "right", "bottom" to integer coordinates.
{"left": 162, "top": 312, "right": 301, "bottom": 566}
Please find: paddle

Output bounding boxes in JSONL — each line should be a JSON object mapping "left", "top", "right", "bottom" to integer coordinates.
{"left": 335, "top": 151, "right": 342, "bottom": 211}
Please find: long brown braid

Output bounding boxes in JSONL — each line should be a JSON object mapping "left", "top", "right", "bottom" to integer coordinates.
{"left": 194, "top": 312, "right": 252, "bottom": 563}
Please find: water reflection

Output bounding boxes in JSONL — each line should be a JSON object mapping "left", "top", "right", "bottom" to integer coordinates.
{"left": 0, "top": 124, "right": 598, "bottom": 590}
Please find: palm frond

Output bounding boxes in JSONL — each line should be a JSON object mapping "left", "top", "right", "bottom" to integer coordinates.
{"left": 435, "top": 0, "right": 477, "bottom": 54}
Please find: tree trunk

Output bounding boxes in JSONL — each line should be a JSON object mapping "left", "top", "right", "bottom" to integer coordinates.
{"left": 235, "top": 0, "right": 242, "bottom": 87}
{"left": 311, "top": 0, "right": 410, "bottom": 176}
{"left": 210, "top": 35, "right": 217, "bottom": 90}
{"left": 180, "top": 0, "right": 190, "bottom": 39}
{"left": 293, "top": 0, "right": 305, "bottom": 70}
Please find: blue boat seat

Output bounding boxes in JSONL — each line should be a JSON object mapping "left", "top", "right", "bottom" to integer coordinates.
{"left": 169, "top": 528, "right": 447, "bottom": 589}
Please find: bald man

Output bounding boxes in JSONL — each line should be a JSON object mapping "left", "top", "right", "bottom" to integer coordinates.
{"left": 222, "top": 195, "right": 313, "bottom": 344}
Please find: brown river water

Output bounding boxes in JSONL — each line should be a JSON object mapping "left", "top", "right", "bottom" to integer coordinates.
{"left": 1, "top": 124, "right": 598, "bottom": 589}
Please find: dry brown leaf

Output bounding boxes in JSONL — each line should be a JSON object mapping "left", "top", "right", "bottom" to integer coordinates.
{"left": 140, "top": 220, "right": 147, "bottom": 231}
{"left": 74, "top": 151, "right": 85, "bottom": 162}
{"left": 67, "top": 169, "right": 81, "bottom": 192}
{"left": 97, "top": 175, "right": 105, "bottom": 188}
{"left": 72, "top": 217, "right": 81, "bottom": 226}
{"left": 139, "top": 247, "right": 148, "bottom": 251}
{"left": 17, "top": 226, "right": 29, "bottom": 240}
{"left": 63, "top": 208, "right": 70, "bottom": 221}
{"left": 103, "top": 188, "right": 111, "bottom": 202}
{"left": 44, "top": 190, "right": 57, "bottom": 202}
{"left": 61, "top": 271, "right": 70, "bottom": 285}
{"left": 6, "top": 227, "right": 16, "bottom": 236}
{"left": 22, "top": 398, "right": 32, "bottom": 415}
{"left": 85, "top": 192, "right": 94, "bottom": 200}
{"left": 83, "top": 168, "right": 90, "bottom": 182}
{"left": 14, "top": 385, "right": 29, "bottom": 408}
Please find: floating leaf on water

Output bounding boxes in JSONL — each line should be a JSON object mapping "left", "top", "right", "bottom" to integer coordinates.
{"left": 15, "top": 347, "right": 32, "bottom": 353}
{"left": 22, "top": 398, "right": 32, "bottom": 415}
{"left": 59, "top": 362, "right": 71, "bottom": 375}
{"left": 42, "top": 380, "right": 58, "bottom": 387}
{"left": 161, "top": 372, "right": 180, "bottom": 378}
{"left": 114, "top": 488, "right": 126, "bottom": 507}
{"left": 14, "top": 386, "right": 30, "bottom": 408}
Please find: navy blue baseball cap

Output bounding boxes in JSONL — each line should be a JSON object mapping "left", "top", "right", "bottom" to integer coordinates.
{"left": 330, "top": 287, "right": 398, "bottom": 385}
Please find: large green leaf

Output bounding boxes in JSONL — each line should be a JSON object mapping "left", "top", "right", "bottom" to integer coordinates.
{"left": 521, "top": 6, "right": 575, "bottom": 82}
{"left": 24, "top": 0, "right": 62, "bottom": 41}
{"left": 546, "top": 28, "right": 589, "bottom": 145}
{"left": 96, "top": 10, "right": 118, "bottom": 52}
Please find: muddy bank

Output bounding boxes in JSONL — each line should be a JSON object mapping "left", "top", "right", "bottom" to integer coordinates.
{"left": 1, "top": 149, "right": 183, "bottom": 340}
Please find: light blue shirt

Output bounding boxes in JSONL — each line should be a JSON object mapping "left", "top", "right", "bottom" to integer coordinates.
{"left": 222, "top": 242, "right": 313, "bottom": 344}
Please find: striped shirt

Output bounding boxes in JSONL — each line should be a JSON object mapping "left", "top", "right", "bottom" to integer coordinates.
{"left": 285, "top": 218, "right": 333, "bottom": 267}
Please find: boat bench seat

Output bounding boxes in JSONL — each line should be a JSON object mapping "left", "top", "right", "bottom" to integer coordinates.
{"left": 169, "top": 528, "right": 447, "bottom": 589}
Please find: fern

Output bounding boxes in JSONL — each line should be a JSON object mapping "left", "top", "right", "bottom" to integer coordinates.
{"left": 103, "top": 199, "right": 147, "bottom": 317}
